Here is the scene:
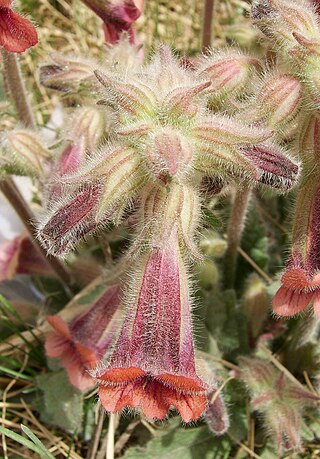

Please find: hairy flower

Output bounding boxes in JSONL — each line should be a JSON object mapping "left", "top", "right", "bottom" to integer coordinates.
{"left": 273, "top": 115, "right": 320, "bottom": 316}
{"left": 0, "top": 0, "right": 38, "bottom": 53}
{"left": 197, "top": 50, "right": 260, "bottom": 99}
{"left": 45, "top": 283, "right": 122, "bottom": 390}
{"left": 0, "top": 231, "right": 52, "bottom": 281}
{"left": 80, "top": 0, "right": 143, "bottom": 44}
{"left": 95, "top": 229, "right": 209, "bottom": 422}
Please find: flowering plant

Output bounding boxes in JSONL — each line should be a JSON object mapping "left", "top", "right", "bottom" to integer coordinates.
{"left": 1, "top": 0, "right": 320, "bottom": 457}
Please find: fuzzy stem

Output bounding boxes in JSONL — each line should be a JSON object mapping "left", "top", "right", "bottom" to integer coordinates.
{"left": 1, "top": 50, "right": 35, "bottom": 128}
{"left": 224, "top": 187, "right": 251, "bottom": 288}
{"left": 0, "top": 50, "right": 75, "bottom": 293}
{"left": 0, "top": 178, "right": 74, "bottom": 292}
{"left": 201, "top": 0, "right": 215, "bottom": 53}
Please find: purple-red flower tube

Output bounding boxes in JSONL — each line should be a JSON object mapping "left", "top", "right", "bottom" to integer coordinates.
{"left": 45, "top": 283, "right": 122, "bottom": 390}
{"left": 95, "top": 229, "right": 208, "bottom": 422}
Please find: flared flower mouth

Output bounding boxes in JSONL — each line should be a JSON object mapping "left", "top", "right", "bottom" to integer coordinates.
{"left": 45, "top": 283, "right": 122, "bottom": 390}
{"left": 46, "top": 315, "right": 98, "bottom": 391}
{"left": 0, "top": 2, "right": 38, "bottom": 53}
{"left": 97, "top": 366, "right": 207, "bottom": 422}
{"left": 272, "top": 266, "right": 320, "bottom": 317}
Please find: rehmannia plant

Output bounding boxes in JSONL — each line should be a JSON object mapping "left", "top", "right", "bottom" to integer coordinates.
{"left": 1, "top": 0, "right": 320, "bottom": 456}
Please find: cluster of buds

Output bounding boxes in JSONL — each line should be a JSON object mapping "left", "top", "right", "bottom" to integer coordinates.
{"left": 39, "top": 43, "right": 300, "bottom": 427}
{"left": 252, "top": 0, "right": 320, "bottom": 110}
{"left": 239, "top": 357, "right": 319, "bottom": 453}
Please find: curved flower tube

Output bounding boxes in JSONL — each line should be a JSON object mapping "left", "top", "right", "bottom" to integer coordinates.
{"left": 45, "top": 284, "right": 122, "bottom": 390}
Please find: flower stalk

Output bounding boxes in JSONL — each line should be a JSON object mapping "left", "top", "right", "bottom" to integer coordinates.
{"left": 201, "top": 0, "right": 215, "bottom": 53}
{"left": 224, "top": 187, "right": 251, "bottom": 288}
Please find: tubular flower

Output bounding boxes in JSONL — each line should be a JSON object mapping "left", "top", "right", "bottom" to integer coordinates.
{"left": 45, "top": 284, "right": 122, "bottom": 391}
{"left": 0, "top": 0, "right": 38, "bottom": 53}
{"left": 273, "top": 115, "right": 320, "bottom": 316}
{"left": 0, "top": 231, "right": 52, "bottom": 281}
{"left": 80, "top": 0, "right": 144, "bottom": 44}
{"left": 95, "top": 229, "right": 209, "bottom": 422}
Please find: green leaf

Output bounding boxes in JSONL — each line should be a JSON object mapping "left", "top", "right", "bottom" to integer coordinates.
{"left": 0, "top": 425, "right": 54, "bottom": 459}
{"left": 20, "top": 425, "right": 56, "bottom": 459}
{"left": 122, "top": 424, "right": 232, "bottom": 459}
{"left": 34, "top": 370, "right": 83, "bottom": 433}
{"left": 205, "top": 289, "right": 249, "bottom": 360}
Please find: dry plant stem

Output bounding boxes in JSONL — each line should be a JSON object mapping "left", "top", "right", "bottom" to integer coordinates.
{"left": 0, "top": 50, "right": 74, "bottom": 293}
{"left": 224, "top": 187, "right": 251, "bottom": 288}
{"left": 201, "top": 0, "right": 215, "bottom": 53}
{"left": 0, "top": 178, "right": 74, "bottom": 293}
{"left": 87, "top": 410, "right": 105, "bottom": 459}
{"left": 106, "top": 413, "right": 119, "bottom": 459}
{"left": 1, "top": 50, "right": 35, "bottom": 128}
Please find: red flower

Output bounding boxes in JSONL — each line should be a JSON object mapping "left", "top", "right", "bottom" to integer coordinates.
{"left": 0, "top": 1, "right": 38, "bottom": 53}
{"left": 95, "top": 230, "right": 208, "bottom": 422}
{"left": 80, "top": 0, "right": 143, "bottom": 44}
{"left": 272, "top": 254, "right": 320, "bottom": 317}
{"left": 0, "top": 231, "right": 52, "bottom": 281}
{"left": 273, "top": 116, "right": 320, "bottom": 317}
{"left": 45, "top": 284, "right": 122, "bottom": 391}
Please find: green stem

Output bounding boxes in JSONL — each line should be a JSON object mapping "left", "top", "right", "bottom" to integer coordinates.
{"left": 224, "top": 187, "right": 251, "bottom": 289}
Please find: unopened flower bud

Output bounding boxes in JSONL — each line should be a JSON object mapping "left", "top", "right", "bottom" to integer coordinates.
{"left": 198, "top": 51, "right": 260, "bottom": 98}
{"left": 39, "top": 53, "right": 97, "bottom": 93}
{"left": 199, "top": 230, "right": 227, "bottom": 258}
{"left": 146, "top": 128, "right": 193, "bottom": 177}
{"left": 195, "top": 259, "right": 219, "bottom": 290}
{"left": 242, "top": 274, "right": 269, "bottom": 339}
{"left": 205, "top": 390, "right": 229, "bottom": 435}
{"left": 251, "top": 0, "right": 319, "bottom": 51}
{"left": 256, "top": 73, "right": 303, "bottom": 128}
{"left": 0, "top": 129, "right": 50, "bottom": 176}
{"left": 69, "top": 107, "right": 106, "bottom": 150}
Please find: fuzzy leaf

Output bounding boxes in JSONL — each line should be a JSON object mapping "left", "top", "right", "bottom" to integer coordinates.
{"left": 122, "top": 424, "right": 232, "bottom": 459}
{"left": 34, "top": 370, "right": 83, "bottom": 433}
